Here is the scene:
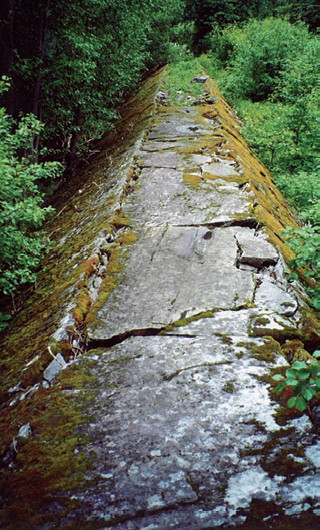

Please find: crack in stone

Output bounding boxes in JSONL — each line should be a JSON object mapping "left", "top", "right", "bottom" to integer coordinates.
{"left": 87, "top": 327, "right": 165, "bottom": 349}
{"left": 172, "top": 218, "right": 260, "bottom": 230}
{"left": 150, "top": 224, "right": 169, "bottom": 263}
{"left": 162, "top": 360, "right": 232, "bottom": 382}
{"left": 87, "top": 305, "right": 254, "bottom": 350}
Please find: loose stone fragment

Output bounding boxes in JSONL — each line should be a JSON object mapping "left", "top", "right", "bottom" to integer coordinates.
{"left": 235, "top": 228, "right": 279, "bottom": 269}
{"left": 192, "top": 76, "right": 208, "bottom": 83}
{"left": 16, "top": 423, "right": 32, "bottom": 440}
{"left": 43, "top": 353, "right": 67, "bottom": 383}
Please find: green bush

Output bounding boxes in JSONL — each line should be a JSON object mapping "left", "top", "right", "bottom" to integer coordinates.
{"left": 236, "top": 100, "right": 297, "bottom": 170}
{"left": 0, "top": 77, "right": 61, "bottom": 297}
{"left": 276, "top": 171, "right": 320, "bottom": 224}
{"left": 218, "top": 18, "right": 312, "bottom": 103}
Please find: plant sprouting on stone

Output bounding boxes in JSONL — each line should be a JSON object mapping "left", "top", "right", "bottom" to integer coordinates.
{"left": 272, "top": 350, "right": 320, "bottom": 412}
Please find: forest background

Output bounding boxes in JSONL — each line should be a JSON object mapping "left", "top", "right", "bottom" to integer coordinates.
{"left": 0, "top": 0, "right": 319, "bottom": 327}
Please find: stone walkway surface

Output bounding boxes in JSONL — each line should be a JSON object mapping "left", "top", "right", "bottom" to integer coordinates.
{"left": 0, "top": 69, "right": 319, "bottom": 528}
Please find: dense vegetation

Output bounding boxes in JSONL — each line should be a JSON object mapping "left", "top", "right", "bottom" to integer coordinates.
{"left": 197, "top": 17, "right": 319, "bottom": 307}
{"left": 0, "top": 0, "right": 319, "bottom": 314}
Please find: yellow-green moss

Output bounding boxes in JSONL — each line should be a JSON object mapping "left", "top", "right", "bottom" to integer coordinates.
{"left": 118, "top": 231, "right": 139, "bottom": 246}
{"left": 73, "top": 288, "right": 92, "bottom": 325}
{"left": 251, "top": 336, "right": 283, "bottom": 363}
{"left": 183, "top": 172, "right": 203, "bottom": 189}
{"left": 86, "top": 249, "right": 124, "bottom": 325}
{"left": 299, "top": 307, "right": 320, "bottom": 350}
{"left": 161, "top": 310, "right": 214, "bottom": 333}
{"left": 0, "top": 363, "right": 95, "bottom": 528}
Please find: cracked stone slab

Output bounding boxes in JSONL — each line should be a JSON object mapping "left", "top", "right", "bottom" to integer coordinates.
{"left": 234, "top": 227, "right": 279, "bottom": 268}
{"left": 137, "top": 151, "right": 212, "bottom": 170}
{"left": 147, "top": 114, "right": 214, "bottom": 140}
{"left": 66, "top": 332, "right": 320, "bottom": 528}
{"left": 140, "top": 140, "right": 190, "bottom": 152}
{"left": 138, "top": 151, "right": 185, "bottom": 169}
{"left": 165, "top": 308, "right": 255, "bottom": 340}
{"left": 202, "top": 162, "right": 239, "bottom": 177}
{"left": 87, "top": 226, "right": 255, "bottom": 344}
{"left": 122, "top": 167, "right": 251, "bottom": 226}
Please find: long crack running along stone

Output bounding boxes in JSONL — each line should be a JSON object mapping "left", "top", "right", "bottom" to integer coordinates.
{"left": 1, "top": 66, "right": 319, "bottom": 530}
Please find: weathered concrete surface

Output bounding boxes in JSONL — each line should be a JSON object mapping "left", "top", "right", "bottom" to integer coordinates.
{"left": 88, "top": 225, "right": 255, "bottom": 343}
{"left": 0, "top": 67, "right": 320, "bottom": 528}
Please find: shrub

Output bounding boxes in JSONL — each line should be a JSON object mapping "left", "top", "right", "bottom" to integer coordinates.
{"left": 0, "top": 76, "right": 62, "bottom": 297}
{"left": 218, "top": 18, "right": 312, "bottom": 103}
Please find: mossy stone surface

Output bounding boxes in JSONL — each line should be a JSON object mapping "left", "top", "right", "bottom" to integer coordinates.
{"left": 0, "top": 66, "right": 319, "bottom": 528}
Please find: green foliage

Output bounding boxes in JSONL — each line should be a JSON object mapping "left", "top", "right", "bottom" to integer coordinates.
{"left": 236, "top": 100, "right": 297, "bottom": 169}
{"left": 170, "top": 21, "right": 196, "bottom": 50}
{"left": 185, "top": 0, "right": 275, "bottom": 52}
{"left": 276, "top": 172, "right": 320, "bottom": 224}
{"left": 145, "top": 0, "right": 187, "bottom": 66}
{"left": 283, "top": 226, "right": 320, "bottom": 309}
{"left": 274, "top": 0, "right": 320, "bottom": 30}
{"left": 0, "top": 77, "right": 61, "bottom": 296}
{"left": 200, "top": 17, "right": 319, "bottom": 310}
{"left": 164, "top": 58, "right": 204, "bottom": 105}
{"left": 167, "top": 43, "right": 194, "bottom": 64}
{"left": 42, "top": 0, "right": 151, "bottom": 155}
{"left": 2, "top": 0, "right": 187, "bottom": 158}
{"left": 0, "top": 312, "right": 11, "bottom": 332}
{"left": 217, "top": 18, "right": 312, "bottom": 103}
{"left": 236, "top": 98, "right": 319, "bottom": 177}
{"left": 273, "top": 351, "right": 320, "bottom": 412}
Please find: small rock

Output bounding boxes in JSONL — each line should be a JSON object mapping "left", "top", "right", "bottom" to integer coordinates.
{"left": 17, "top": 423, "right": 32, "bottom": 440}
{"left": 43, "top": 353, "right": 67, "bottom": 383}
{"left": 0, "top": 424, "right": 32, "bottom": 467}
{"left": 192, "top": 76, "right": 208, "bottom": 83}
{"left": 8, "top": 382, "right": 24, "bottom": 394}
{"left": 19, "top": 383, "right": 41, "bottom": 401}
{"left": 205, "top": 96, "right": 217, "bottom": 104}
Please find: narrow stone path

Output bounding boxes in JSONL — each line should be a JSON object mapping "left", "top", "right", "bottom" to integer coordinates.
{"left": 0, "top": 69, "right": 319, "bottom": 528}
{"left": 72, "top": 76, "right": 320, "bottom": 528}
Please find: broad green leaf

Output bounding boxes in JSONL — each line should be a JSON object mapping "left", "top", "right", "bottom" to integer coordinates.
{"left": 295, "top": 395, "right": 307, "bottom": 412}
{"left": 287, "top": 379, "right": 299, "bottom": 387}
{"left": 286, "top": 368, "right": 297, "bottom": 379}
{"left": 297, "top": 369, "right": 311, "bottom": 380}
{"left": 313, "top": 350, "right": 320, "bottom": 358}
{"left": 272, "top": 374, "right": 285, "bottom": 381}
{"left": 287, "top": 396, "right": 297, "bottom": 408}
{"left": 292, "top": 361, "right": 308, "bottom": 370}
{"left": 310, "top": 364, "right": 320, "bottom": 376}
{"left": 302, "top": 388, "right": 314, "bottom": 401}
